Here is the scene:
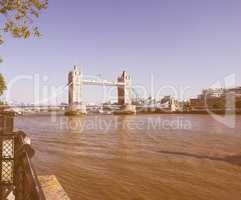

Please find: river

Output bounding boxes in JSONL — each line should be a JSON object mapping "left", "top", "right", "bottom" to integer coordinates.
{"left": 15, "top": 114, "right": 241, "bottom": 200}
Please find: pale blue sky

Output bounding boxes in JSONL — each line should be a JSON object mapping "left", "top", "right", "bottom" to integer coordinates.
{"left": 1, "top": 0, "right": 241, "bottom": 104}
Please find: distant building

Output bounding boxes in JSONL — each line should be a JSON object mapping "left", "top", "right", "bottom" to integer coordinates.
{"left": 159, "top": 96, "right": 180, "bottom": 112}
{"left": 189, "top": 86, "right": 241, "bottom": 111}
{"left": 225, "top": 87, "right": 241, "bottom": 97}
{"left": 200, "top": 88, "right": 224, "bottom": 99}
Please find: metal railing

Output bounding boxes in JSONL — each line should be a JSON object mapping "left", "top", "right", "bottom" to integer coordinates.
{"left": 0, "top": 113, "right": 46, "bottom": 200}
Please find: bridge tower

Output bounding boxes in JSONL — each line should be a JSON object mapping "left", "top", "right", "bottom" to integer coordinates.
{"left": 117, "top": 71, "right": 136, "bottom": 114}
{"left": 65, "top": 66, "right": 87, "bottom": 115}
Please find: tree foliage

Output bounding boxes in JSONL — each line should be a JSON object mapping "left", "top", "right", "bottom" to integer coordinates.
{"left": 0, "top": 1, "right": 48, "bottom": 97}
{"left": 0, "top": 0, "right": 48, "bottom": 45}
{"left": 0, "top": 73, "right": 6, "bottom": 96}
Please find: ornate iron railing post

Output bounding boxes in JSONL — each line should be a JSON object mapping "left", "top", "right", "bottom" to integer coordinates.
{"left": 1, "top": 112, "right": 46, "bottom": 200}
{"left": 0, "top": 112, "right": 14, "bottom": 200}
{"left": 0, "top": 125, "right": 2, "bottom": 199}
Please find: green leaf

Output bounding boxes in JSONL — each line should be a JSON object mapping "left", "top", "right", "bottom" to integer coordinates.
{"left": 24, "top": 30, "right": 31, "bottom": 39}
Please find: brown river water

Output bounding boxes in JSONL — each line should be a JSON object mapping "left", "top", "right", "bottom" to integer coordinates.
{"left": 15, "top": 114, "right": 241, "bottom": 200}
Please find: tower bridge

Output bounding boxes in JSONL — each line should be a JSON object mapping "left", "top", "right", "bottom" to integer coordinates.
{"left": 65, "top": 66, "right": 136, "bottom": 115}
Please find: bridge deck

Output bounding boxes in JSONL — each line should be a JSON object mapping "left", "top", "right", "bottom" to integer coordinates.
{"left": 83, "top": 79, "right": 125, "bottom": 86}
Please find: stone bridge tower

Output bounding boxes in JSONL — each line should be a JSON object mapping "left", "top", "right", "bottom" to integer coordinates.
{"left": 65, "top": 66, "right": 86, "bottom": 115}
{"left": 118, "top": 71, "right": 132, "bottom": 105}
{"left": 117, "top": 71, "right": 136, "bottom": 114}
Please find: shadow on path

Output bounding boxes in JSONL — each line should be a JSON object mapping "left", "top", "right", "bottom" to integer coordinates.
{"left": 157, "top": 150, "right": 241, "bottom": 167}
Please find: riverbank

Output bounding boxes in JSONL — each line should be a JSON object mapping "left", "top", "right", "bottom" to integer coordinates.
{"left": 137, "top": 110, "right": 241, "bottom": 115}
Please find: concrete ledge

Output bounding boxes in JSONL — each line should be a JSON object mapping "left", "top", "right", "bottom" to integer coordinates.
{"left": 38, "top": 175, "right": 70, "bottom": 200}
